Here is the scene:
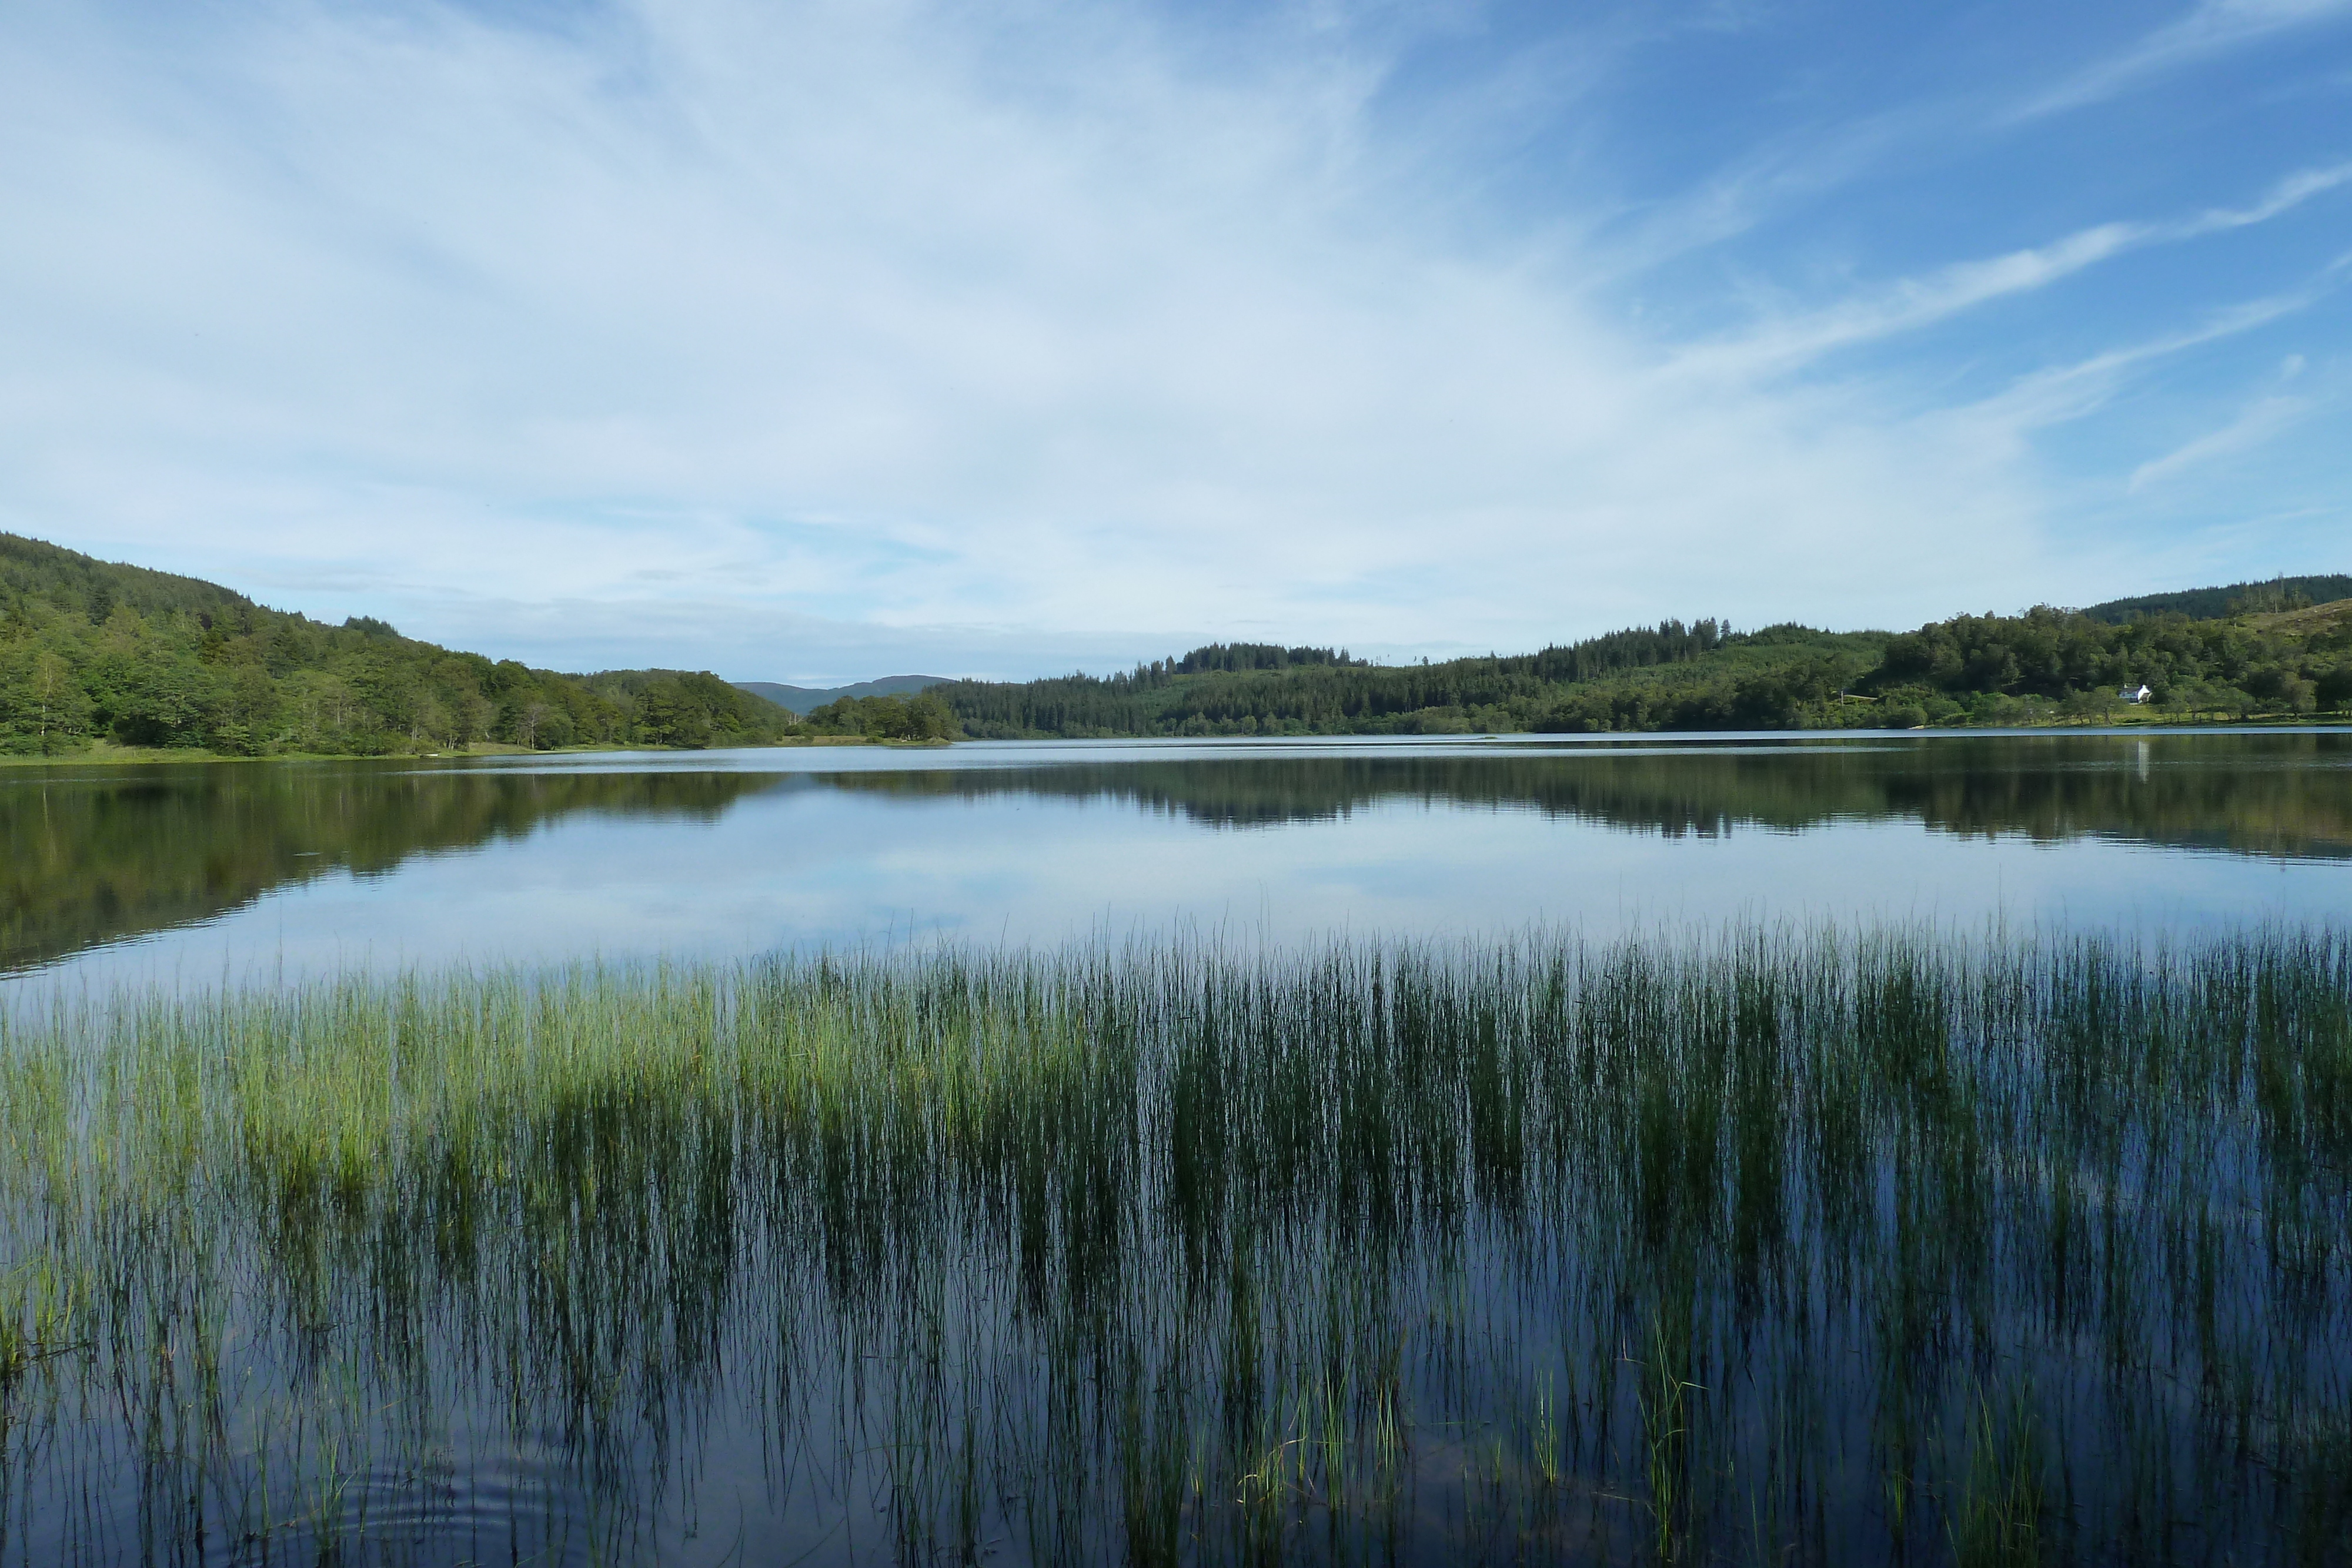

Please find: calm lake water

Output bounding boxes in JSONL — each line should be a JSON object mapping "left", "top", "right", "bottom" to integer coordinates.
{"left": 6, "top": 729, "right": 2351, "bottom": 1566}
{"left": 3, "top": 727, "right": 2347, "bottom": 989}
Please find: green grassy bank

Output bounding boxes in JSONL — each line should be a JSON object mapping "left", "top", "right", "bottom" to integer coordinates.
{"left": 3, "top": 929, "right": 2348, "bottom": 1563}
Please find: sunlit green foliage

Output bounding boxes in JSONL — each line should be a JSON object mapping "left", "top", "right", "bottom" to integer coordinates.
{"left": 938, "top": 600, "right": 2352, "bottom": 737}
{"left": 937, "top": 620, "right": 1875, "bottom": 737}
{"left": 11, "top": 529, "right": 2348, "bottom": 749}
{"left": 1865, "top": 600, "right": 2352, "bottom": 723}
{"left": 0, "top": 533, "right": 786, "bottom": 755}
{"left": 577, "top": 666, "right": 788, "bottom": 748}
{"left": 802, "top": 690, "right": 959, "bottom": 739}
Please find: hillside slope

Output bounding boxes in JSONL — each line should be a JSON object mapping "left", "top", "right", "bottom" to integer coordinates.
{"left": 2080, "top": 574, "right": 2352, "bottom": 624}
{"left": 924, "top": 624, "right": 1889, "bottom": 737}
{"left": 11, "top": 533, "right": 2348, "bottom": 751}
{"left": 887, "top": 599, "right": 2352, "bottom": 739}
{"left": 0, "top": 533, "right": 785, "bottom": 756}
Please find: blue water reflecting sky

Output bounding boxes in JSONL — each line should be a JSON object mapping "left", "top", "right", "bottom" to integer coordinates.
{"left": 8, "top": 730, "right": 2344, "bottom": 994}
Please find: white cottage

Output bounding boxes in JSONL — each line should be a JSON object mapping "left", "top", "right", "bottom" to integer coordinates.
{"left": 2119, "top": 683, "right": 2153, "bottom": 704}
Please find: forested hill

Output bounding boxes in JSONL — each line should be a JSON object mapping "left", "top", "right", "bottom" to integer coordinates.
{"left": 925, "top": 622, "right": 1872, "bottom": 737}
{"left": 895, "top": 597, "right": 2352, "bottom": 739}
{"left": 923, "top": 623, "right": 1906, "bottom": 737}
{"left": 10, "top": 529, "right": 2350, "bottom": 753}
{"left": 2080, "top": 574, "right": 2352, "bottom": 624}
{"left": 0, "top": 533, "right": 786, "bottom": 755}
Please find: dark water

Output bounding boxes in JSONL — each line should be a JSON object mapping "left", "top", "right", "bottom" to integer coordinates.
{"left": 2, "top": 729, "right": 2347, "bottom": 988}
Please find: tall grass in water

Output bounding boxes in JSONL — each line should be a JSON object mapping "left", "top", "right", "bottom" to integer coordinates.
{"left": 1, "top": 928, "right": 2347, "bottom": 1564}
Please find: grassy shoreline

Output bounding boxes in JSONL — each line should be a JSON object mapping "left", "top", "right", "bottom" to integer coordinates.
{"left": 4, "top": 927, "right": 2348, "bottom": 1563}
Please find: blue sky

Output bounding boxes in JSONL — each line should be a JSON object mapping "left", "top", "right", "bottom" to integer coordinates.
{"left": 2, "top": 0, "right": 2347, "bottom": 681}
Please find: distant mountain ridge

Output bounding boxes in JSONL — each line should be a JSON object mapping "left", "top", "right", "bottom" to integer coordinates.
{"left": 733, "top": 676, "right": 953, "bottom": 715}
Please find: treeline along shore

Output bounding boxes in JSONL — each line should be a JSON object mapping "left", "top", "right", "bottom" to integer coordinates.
{"left": 0, "top": 532, "right": 789, "bottom": 757}
{"left": 5, "top": 530, "right": 2350, "bottom": 755}
{"left": 868, "top": 574, "right": 2352, "bottom": 739}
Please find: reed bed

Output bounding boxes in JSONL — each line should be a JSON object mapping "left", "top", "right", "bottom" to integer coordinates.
{"left": 1, "top": 927, "right": 2347, "bottom": 1565}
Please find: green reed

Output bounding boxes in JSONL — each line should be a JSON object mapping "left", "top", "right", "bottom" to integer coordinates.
{"left": 1, "top": 927, "right": 2347, "bottom": 1564}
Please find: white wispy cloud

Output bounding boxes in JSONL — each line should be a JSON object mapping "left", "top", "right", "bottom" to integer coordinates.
{"left": 0, "top": 0, "right": 2341, "bottom": 676}
{"left": 1669, "top": 224, "right": 2144, "bottom": 380}
{"left": 2016, "top": 0, "right": 2352, "bottom": 119}
{"left": 0, "top": 0, "right": 2073, "bottom": 667}
{"left": 2130, "top": 396, "right": 2311, "bottom": 491}
{"left": 1954, "top": 287, "right": 2331, "bottom": 434}
{"left": 1670, "top": 163, "right": 2351, "bottom": 382}
{"left": 2180, "top": 162, "right": 2352, "bottom": 233}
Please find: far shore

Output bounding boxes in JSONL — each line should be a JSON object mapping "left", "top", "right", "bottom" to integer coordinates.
{"left": 0, "top": 733, "right": 948, "bottom": 768}
{"left": 1, "top": 715, "right": 2344, "bottom": 768}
